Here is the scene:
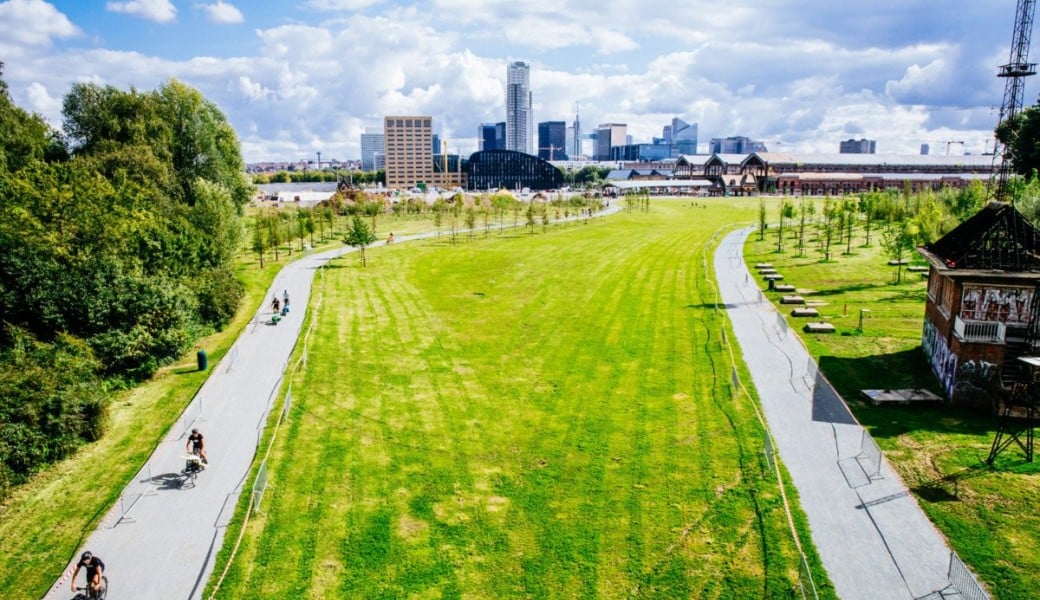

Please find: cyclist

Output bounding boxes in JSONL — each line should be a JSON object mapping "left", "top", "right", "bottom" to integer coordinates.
{"left": 186, "top": 428, "right": 208, "bottom": 464}
{"left": 71, "top": 551, "right": 104, "bottom": 597}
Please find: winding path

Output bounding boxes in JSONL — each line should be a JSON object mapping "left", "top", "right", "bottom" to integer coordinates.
{"left": 715, "top": 226, "right": 963, "bottom": 599}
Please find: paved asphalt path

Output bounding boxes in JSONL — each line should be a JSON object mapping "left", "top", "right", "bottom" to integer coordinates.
{"left": 48, "top": 206, "right": 621, "bottom": 600}
{"left": 715, "top": 227, "right": 957, "bottom": 599}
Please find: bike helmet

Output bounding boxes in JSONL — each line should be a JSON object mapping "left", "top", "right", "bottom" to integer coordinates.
{"left": 81, "top": 551, "right": 92, "bottom": 561}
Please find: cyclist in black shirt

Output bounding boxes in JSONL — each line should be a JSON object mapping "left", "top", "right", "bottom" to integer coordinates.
{"left": 71, "top": 551, "right": 104, "bottom": 597}
{"left": 186, "top": 428, "right": 208, "bottom": 464}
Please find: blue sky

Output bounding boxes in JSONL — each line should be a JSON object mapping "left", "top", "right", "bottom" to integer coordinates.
{"left": 0, "top": 0, "right": 1036, "bottom": 162}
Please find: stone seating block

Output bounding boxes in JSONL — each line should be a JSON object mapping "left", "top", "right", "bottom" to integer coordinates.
{"left": 773, "top": 284, "right": 796, "bottom": 292}
{"left": 763, "top": 274, "right": 784, "bottom": 281}
{"left": 780, "top": 295, "right": 805, "bottom": 304}
{"left": 791, "top": 308, "right": 819, "bottom": 317}
{"left": 803, "top": 322, "right": 836, "bottom": 333}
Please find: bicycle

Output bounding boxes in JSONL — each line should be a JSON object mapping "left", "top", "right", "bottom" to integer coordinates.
{"left": 182, "top": 450, "right": 204, "bottom": 488}
{"left": 73, "top": 575, "right": 108, "bottom": 599}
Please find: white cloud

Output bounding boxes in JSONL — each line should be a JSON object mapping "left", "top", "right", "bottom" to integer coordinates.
{"left": 0, "top": 0, "right": 1024, "bottom": 161}
{"left": 106, "top": 0, "right": 176, "bottom": 23}
{"left": 23, "top": 80, "right": 61, "bottom": 117}
{"left": 0, "top": 0, "right": 80, "bottom": 55}
{"left": 305, "top": 0, "right": 384, "bottom": 10}
{"left": 195, "top": 1, "right": 243, "bottom": 24}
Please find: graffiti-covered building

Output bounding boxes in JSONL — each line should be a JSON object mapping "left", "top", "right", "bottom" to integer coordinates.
{"left": 917, "top": 202, "right": 1040, "bottom": 402}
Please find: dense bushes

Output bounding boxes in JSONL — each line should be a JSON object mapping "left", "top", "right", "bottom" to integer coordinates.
{"left": 0, "top": 63, "right": 249, "bottom": 499}
{"left": 0, "top": 328, "right": 107, "bottom": 499}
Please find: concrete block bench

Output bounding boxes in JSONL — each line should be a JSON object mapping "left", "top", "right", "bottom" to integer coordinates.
{"left": 906, "top": 265, "right": 928, "bottom": 272}
{"left": 803, "top": 322, "right": 835, "bottom": 333}
{"left": 791, "top": 308, "right": 819, "bottom": 317}
{"left": 763, "top": 274, "right": 784, "bottom": 281}
{"left": 758, "top": 268, "right": 779, "bottom": 275}
{"left": 887, "top": 259, "right": 908, "bottom": 265}
{"left": 773, "top": 284, "right": 796, "bottom": 292}
{"left": 754, "top": 263, "right": 773, "bottom": 269}
{"left": 780, "top": 295, "right": 805, "bottom": 304}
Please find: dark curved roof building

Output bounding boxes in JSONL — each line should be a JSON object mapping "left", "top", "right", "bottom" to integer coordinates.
{"left": 465, "top": 150, "right": 565, "bottom": 191}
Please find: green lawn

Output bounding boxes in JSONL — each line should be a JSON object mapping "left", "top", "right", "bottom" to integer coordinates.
{"left": 209, "top": 199, "right": 832, "bottom": 598}
{"left": 746, "top": 216, "right": 1040, "bottom": 599}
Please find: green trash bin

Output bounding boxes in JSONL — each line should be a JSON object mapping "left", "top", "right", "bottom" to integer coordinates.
{"left": 197, "top": 349, "right": 208, "bottom": 371}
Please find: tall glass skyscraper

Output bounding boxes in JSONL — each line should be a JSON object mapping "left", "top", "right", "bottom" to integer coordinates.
{"left": 506, "top": 61, "right": 532, "bottom": 155}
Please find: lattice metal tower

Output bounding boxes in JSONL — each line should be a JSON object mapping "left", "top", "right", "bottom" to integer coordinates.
{"left": 993, "top": 0, "right": 1038, "bottom": 203}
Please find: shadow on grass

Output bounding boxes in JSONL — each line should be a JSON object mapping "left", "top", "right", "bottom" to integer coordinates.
{"left": 803, "top": 282, "right": 886, "bottom": 297}
{"left": 817, "top": 348, "right": 998, "bottom": 439}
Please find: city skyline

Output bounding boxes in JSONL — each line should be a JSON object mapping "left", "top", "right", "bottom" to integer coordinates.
{"left": 0, "top": 0, "right": 1034, "bottom": 162}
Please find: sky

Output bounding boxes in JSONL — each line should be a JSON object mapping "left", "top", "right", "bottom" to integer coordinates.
{"left": 0, "top": 0, "right": 1037, "bottom": 163}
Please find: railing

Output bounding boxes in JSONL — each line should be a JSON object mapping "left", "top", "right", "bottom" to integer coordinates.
{"left": 953, "top": 316, "right": 1006, "bottom": 343}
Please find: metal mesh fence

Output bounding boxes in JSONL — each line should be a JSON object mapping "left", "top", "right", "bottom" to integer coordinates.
{"left": 280, "top": 388, "right": 293, "bottom": 422}
{"left": 763, "top": 432, "right": 775, "bottom": 473}
{"left": 948, "top": 551, "right": 989, "bottom": 600}
{"left": 858, "top": 430, "right": 883, "bottom": 479}
{"left": 796, "top": 553, "right": 820, "bottom": 600}
{"left": 252, "top": 461, "right": 269, "bottom": 513}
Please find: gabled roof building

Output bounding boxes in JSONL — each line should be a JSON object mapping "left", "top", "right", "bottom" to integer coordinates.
{"left": 918, "top": 202, "right": 1040, "bottom": 403}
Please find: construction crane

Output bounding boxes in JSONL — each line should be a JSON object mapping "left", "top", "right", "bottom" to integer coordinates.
{"left": 992, "top": 0, "right": 1038, "bottom": 203}
{"left": 939, "top": 140, "right": 965, "bottom": 156}
{"left": 539, "top": 145, "right": 562, "bottom": 160}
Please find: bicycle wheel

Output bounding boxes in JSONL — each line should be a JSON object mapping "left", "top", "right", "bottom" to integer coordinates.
{"left": 99, "top": 575, "right": 109, "bottom": 599}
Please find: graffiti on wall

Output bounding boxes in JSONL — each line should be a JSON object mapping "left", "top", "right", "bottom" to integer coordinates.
{"left": 923, "top": 319, "right": 957, "bottom": 397}
{"left": 959, "top": 285, "right": 1033, "bottom": 324}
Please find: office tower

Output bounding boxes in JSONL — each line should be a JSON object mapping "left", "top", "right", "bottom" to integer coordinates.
{"left": 478, "top": 122, "right": 507, "bottom": 151}
{"left": 839, "top": 138, "right": 877, "bottom": 154}
{"left": 921, "top": 143, "right": 930, "bottom": 155}
{"left": 432, "top": 134, "right": 443, "bottom": 155}
{"left": 595, "top": 123, "right": 627, "bottom": 160}
{"left": 671, "top": 118, "right": 698, "bottom": 155}
{"left": 384, "top": 116, "right": 433, "bottom": 190}
{"left": 507, "top": 61, "right": 532, "bottom": 154}
{"left": 572, "top": 104, "right": 582, "bottom": 158}
{"left": 479, "top": 124, "right": 497, "bottom": 151}
{"left": 537, "top": 121, "right": 568, "bottom": 160}
{"left": 360, "top": 128, "right": 385, "bottom": 171}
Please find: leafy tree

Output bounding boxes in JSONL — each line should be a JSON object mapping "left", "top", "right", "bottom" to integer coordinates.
{"left": 776, "top": 199, "right": 794, "bottom": 252}
{"left": 882, "top": 220, "right": 915, "bottom": 283}
{"left": 996, "top": 104, "right": 1040, "bottom": 176}
{"left": 344, "top": 215, "right": 376, "bottom": 266}
{"left": 465, "top": 205, "right": 477, "bottom": 240}
{"left": 797, "top": 199, "right": 810, "bottom": 255}
{"left": 251, "top": 214, "right": 268, "bottom": 268}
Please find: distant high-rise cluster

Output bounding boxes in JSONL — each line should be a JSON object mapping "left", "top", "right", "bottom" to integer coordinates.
{"left": 839, "top": 138, "right": 877, "bottom": 154}
{"left": 506, "top": 61, "right": 532, "bottom": 155}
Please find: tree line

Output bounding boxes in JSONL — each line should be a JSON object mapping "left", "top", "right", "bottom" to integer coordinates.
{"left": 0, "top": 65, "right": 249, "bottom": 499}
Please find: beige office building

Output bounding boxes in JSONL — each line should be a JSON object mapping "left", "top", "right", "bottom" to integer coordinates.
{"left": 384, "top": 116, "right": 433, "bottom": 190}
